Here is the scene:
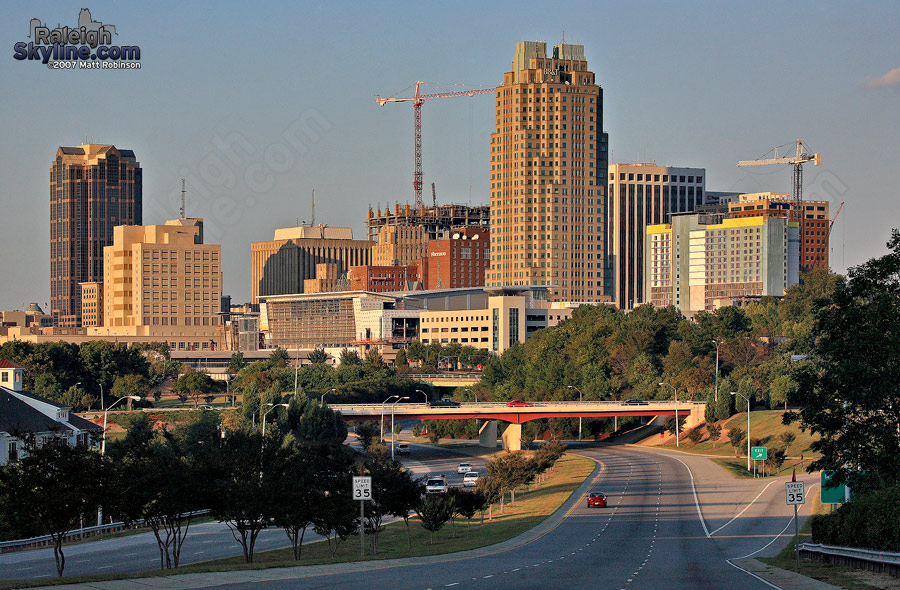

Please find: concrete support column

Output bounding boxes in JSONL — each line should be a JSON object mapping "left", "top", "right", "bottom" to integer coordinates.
{"left": 501, "top": 423, "right": 522, "bottom": 451}
{"left": 477, "top": 419, "right": 498, "bottom": 448}
{"left": 684, "top": 404, "right": 705, "bottom": 429}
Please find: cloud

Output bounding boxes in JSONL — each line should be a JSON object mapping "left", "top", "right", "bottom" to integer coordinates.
{"left": 864, "top": 67, "right": 900, "bottom": 89}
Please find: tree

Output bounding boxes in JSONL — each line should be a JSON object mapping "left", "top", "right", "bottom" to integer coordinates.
{"left": 706, "top": 423, "right": 722, "bottom": 448}
{"left": 0, "top": 441, "right": 105, "bottom": 577}
{"left": 111, "top": 374, "right": 150, "bottom": 404}
{"left": 381, "top": 469, "right": 423, "bottom": 549}
{"left": 310, "top": 453, "right": 357, "bottom": 557}
{"left": 227, "top": 352, "right": 245, "bottom": 374}
{"left": 487, "top": 451, "right": 536, "bottom": 510}
{"left": 769, "top": 374, "right": 798, "bottom": 411}
{"left": 355, "top": 421, "right": 379, "bottom": 450}
{"left": 687, "top": 427, "right": 703, "bottom": 445}
{"left": 417, "top": 494, "right": 452, "bottom": 545}
{"left": 172, "top": 369, "right": 217, "bottom": 407}
{"left": 764, "top": 446, "right": 787, "bottom": 474}
{"left": 295, "top": 401, "right": 347, "bottom": 445}
{"left": 394, "top": 348, "right": 408, "bottom": 368}
{"left": 779, "top": 431, "right": 796, "bottom": 452}
{"left": 362, "top": 454, "right": 416, "bottom": 554}
{"left": 307, "top": 348, "right": 329, "bottom": 364}
{"left": 271, "top": 443, "right": 323, "bottom": 560}
{"left": 476, "top": 475, "right": 502, "bottom": 522}
{"left": 787, "top": 230, "right": 900, "bottom": 491}
{"left": 727, "top": 427, "right": 746, "bottom": 457}
{"left": 268, "top": 347, "right": 290, "bottom": 368}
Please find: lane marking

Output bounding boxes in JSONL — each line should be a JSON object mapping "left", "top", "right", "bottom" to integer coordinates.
{"left": 669, "top": 455, "right": 711, "bottom": 537}
{"left": 708, "top": 480, "right": 778, "bottom": 536}
{"left": 725, "top": 559, "right": 784, "bottom": 590}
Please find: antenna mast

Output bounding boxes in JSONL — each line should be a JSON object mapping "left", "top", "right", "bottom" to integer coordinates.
{"left": 180, "top": 179, "right": 186, "bottom": 218}
{"left": 311, "top": 189, "right": 316, "bottom": 226}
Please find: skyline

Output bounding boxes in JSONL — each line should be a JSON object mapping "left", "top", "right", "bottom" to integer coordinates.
{"left": 1, "top": 1, "right": 898, "bottom": 308}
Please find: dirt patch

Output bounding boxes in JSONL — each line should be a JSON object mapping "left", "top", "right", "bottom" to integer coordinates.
{"left": 843, "top": 570, "right": 900, "bottom": 590}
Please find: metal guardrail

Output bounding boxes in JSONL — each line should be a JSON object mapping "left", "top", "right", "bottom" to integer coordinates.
{"left": 412, "top": 373, "right": 482, "bottom": 380}
{"left": 0, "top": 510, "right": 210, "bottom": 553}
{"left": 798, "top": 542, "right": 900, "bottom": 577}
{"left": 330, "top": 400, "right": 704, "bottom": 412}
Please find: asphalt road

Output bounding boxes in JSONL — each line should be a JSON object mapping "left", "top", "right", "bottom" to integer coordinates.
{"left": 197, "top": 445, "right": 818, "bottom": 590}
{"left": 0, "top": 441, "right": 478, "bottom": 581}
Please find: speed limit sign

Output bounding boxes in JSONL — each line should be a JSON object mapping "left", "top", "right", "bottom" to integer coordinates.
{"left": 785, "top": 481, "right": 805, "bottom": 505}
{"left": 353, "top": 476, "right": 372, "bottom": 501}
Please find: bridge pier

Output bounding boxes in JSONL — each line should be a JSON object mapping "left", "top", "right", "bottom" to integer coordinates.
{"left": 477, "top": 420, "right": 498, "bottom": 448}
{"left": 684, "top": 404, "right": 705, "bottom": 429}
{"left": 501, "top": 423, "right": 522, "bottom": 451}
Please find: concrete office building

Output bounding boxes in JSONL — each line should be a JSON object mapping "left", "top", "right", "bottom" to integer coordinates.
{"left": 645, "top": 213, "right": 799, "bottom": 316}
{"left": 50, "top": 144, "right": 142, "bottom": 327}
{"left": 487, "top": 41, "right": 609, "bottom": 301}
{"left": 372, "top": 224, "right": 428, "bottom": 267}
{"left": 419, "top": 227, "right": 490, "bottom": 290}
{"left": 250, "top": 225, "right": 372, "bottom": 303}
{"left": 607, "top": 164, "right": 705, "bottom": 309}
{"left": 92, "top": 218, "right": 224, "bottom": 350}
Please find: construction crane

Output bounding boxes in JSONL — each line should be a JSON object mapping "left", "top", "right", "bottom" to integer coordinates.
{"left": 738, "top": 139, "right": 821, "bottom": 265}
{"left": 376, "top": 81, "right": 495, "bottom": 213}
{"left": 827, "top": 201, "right": 844, "bottom": 241}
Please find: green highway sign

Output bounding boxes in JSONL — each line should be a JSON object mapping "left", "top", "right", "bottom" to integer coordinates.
{"left": 821, "top": 471, "right": 850, "bottom": 504}
{"left": 751, "top": 446, "right": 767, "bottom": 460}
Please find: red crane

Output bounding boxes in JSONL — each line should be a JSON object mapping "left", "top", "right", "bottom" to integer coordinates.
{"left": 376, "top": 81, "right": 495, "bottom": 212}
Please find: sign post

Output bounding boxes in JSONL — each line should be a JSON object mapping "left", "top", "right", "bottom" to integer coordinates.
{"left": 751, "top": 447, "right": 767, "bottom": 478}
{"left": 786, "top": 478, "right": 805, "bottom": 570}
{"left": 353, "top": 476, "right": 372, "bottom": 558}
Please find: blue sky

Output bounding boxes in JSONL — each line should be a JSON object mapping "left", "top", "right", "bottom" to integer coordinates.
{"left": 1, "top": 1, "right": 898, "bottom": 307}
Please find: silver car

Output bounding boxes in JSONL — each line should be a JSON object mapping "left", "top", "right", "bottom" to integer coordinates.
{"left": 463, "top": 471, "right": 480, "bottom": 487}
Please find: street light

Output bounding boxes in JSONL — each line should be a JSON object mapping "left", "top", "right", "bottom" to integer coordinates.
{"left": 381, "top": 395, "right": 401, "bottom": 442}
{"left": 567, "top": 385, "right": 583, "bottom": 442}
{"left": 712, "top": 339, "right": 722, "bottom": 402}
{"left": 463, "top": 387, "right": 478, "bottom": 403}
{"left": 415, "top": 389, "right": 428, "bottom": 404}
{"left": 658, "top": 382, "right": 679, "bottom": 448}
{"left": 101, "top": 396, "right": 141, "bottom": 455}
{"left": 731, "top": 391, "right": 751, "bottom": 471}
{"left": 321, "top": 387, "right": 337, "bottom": 407}
{"left": 390, "top": 396, "right": 409, "bottom": 459}
{"left": 261, "top": 403, "right": 289, "bottom": 437}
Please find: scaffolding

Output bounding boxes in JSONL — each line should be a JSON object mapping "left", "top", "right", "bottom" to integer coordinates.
{"left": 366, "top": 203, "right": 490, "bottom": 242}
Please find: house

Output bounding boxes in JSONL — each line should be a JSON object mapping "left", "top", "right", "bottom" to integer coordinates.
{"left": 0, "top": 360, "right": 101, "bottom": 465}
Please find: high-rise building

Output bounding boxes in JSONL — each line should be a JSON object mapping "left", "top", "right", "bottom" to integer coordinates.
{"left": 250, "top": 225, "right": 372, "bottom": 303}
{"left": 50, "top": 144, "right": 142, "bottom": 327}
{"left": 95, "top": 218, "right": 223, "bottom": 349}
{"left": 487, "top": 41, "right": 609, "bottom": 301}
{"left": 607, "top": 164, "right": 705, "bottom": 309}
{"left": 372, "top": 224, "right": 428, "bottom": 267}
{"left": 645, "top": 213, "right": 799, "bottom": 316}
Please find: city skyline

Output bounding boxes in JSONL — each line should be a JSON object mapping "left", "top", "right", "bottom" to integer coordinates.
{"left": 1, "top": 1, "right": 898, "bottom": 308}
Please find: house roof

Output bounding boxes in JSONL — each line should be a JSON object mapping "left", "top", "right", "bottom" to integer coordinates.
{"left": 0, "top": 359, "right": 23, "bottom": 369}
{"left": 9, "top": 388, "right": 68, "bottom": 409}
{"left": 0, "top": 389, "right": 65, "bottom": 435}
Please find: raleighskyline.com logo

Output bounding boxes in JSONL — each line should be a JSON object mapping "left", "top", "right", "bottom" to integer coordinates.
{"left": 13, "top": 8, "right": 141, "bottom": 69}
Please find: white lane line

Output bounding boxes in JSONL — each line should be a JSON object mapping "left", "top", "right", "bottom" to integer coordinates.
{"left": 731, "top": 483, "right": 819, "bottom": 560}
{"left": 15, "top": 567, "right": 34, "bottom": 571}
{"left": 725, "top": 559, "right": 784, "bottom": 590}
{"left": 99, "top": 565, "right": 113, "bottom": 569}
{"left": 708, "top": 480, "right": 778, "bottom": 536}
{"left": 445, "top": 583, "right": 459, "bottom": 587}
{"left": 511, "top": 568, "right": 520, "bottom": 571}
{"left": 669, "top": 456, "right": 711, "bottom": 537}
{"left": 483, "top": 575, "right": 493, "bottom": 579}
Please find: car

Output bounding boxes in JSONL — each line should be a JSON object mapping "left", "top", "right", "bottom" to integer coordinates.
{"left": 463, "top": 471, "right": 480, "bottom": 487}
{"left": 457, "top": 462, "right": 473, "bottom": 474}
{"left": 623, "top": 398, "right": 649, "bottom": 405}
{"left": 428, "top": 398, "right": 461, "bottom": 408}
{"left": 587, "top": 492, "right": 607, "bottom": 508}
{"left": 506, "top": 400, "right": 534, "bottom": 407}
{"left": 425, "top": 475, "right": 448, "bottom": 494}
{"left": 396, "top": 443, "right": 410, "bottom": 455}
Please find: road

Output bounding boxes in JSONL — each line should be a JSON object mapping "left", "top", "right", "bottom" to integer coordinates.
{"left": 196, "top": 445, "right": 817, "bottom": 590}
{"left": 0, "top": 441, "right": 482, "bottom": 581}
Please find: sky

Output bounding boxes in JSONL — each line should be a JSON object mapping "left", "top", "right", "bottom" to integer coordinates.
{"left": 1, "top": 1, "right": 898, "bottom": 309}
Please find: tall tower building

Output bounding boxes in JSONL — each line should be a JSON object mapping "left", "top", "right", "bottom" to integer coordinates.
{"left": 607, "top": 164, "right": 705, "bottom": 309}
{"left": 487, "top": 41, "right": 609, "bottom": 301}
{"left": 50, "top": 144, "right": 142, "bottom": 327}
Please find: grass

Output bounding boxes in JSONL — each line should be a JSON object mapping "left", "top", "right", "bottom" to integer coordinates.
{"left": 0, "top": 454, "right": 593, "bottom": 589}
{"left": 757, "top": 492, "right": 896, "bottom": 590}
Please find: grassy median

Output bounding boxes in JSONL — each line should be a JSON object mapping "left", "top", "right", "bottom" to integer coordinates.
{"left": 0, "top": 453, "right": 594, "bottom": 589}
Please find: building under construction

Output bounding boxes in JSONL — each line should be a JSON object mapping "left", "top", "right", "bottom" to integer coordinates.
{"left": 366, "top": 203, "right": 490, "bottom": 242}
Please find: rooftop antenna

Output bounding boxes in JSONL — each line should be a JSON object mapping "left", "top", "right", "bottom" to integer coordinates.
{"left": 311, "top": 188, "right": 316, "bottom": 226}
{"left": 180, "top": 179, "right": 186, "bottom": 218}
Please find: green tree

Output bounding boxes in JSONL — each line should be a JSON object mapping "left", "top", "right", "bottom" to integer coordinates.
{"left": 172, "top": 369, "right": 217, "bottom": 407}
{"left": 417, "top": 494, "right": 452, "bottom": 545}
{"left": 307, "top": 348, "right": 329, "bottom": 364}
{"left": 0, "top": 442, "right": 105, "bottom": 577}
{"left": 787, "top": 230, "right": 900, "bottom": 491}
{"left": 268, "top": 347, "right": 290, "bottom": 368}
{"left": 227, "top": 352, "right": 245, "bottom": 374}
{"left": 779, "top": 431, "right": 796, "bottom": 452}
{"left": 111, "top": 374, "right": 150, "bottom": 404}
{"left": 727, "top": 426, "right": 746, "bottom": 457}
{"left": 687, "top": 427, "right": 703, "bottom": 445}
{"left": 394, "top": 348, "right": 408, "bottom": 368}
{"left": 707, "top": 423, "right": 722, "bottom": 448}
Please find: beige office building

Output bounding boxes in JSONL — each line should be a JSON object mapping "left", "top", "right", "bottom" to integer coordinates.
{"left": 487, "top": 41, "right": 609, "bottom": 301}
{"left": 607, "top": 164, "right": 706, "bottom": 309}
{"left": 250, "top": 225, "right": 372, "bottom": 303}
{"left": 372, "top": 224, "right": 428, "bottom": 267}
{"left": 90, "top": 218, "right": 224, "bottom": 349}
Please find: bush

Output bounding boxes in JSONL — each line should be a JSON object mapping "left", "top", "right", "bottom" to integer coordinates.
{"left": 811, "top": 483, "right": 900, "bottom": 551}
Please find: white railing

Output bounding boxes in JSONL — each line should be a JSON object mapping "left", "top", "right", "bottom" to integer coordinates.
{"left": 798, "top": 542, "right": 900, "bottom": 575}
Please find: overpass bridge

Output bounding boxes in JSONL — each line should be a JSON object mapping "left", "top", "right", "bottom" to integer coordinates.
{"left": 330, "top": 400, "right": 706, "bottom": 451}
{"left": 411, "top": 373, "right": 481, "bottom": 388}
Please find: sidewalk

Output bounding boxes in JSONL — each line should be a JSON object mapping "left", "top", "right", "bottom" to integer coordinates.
{"left": 731, "top": 558, "right": 844, "bottom": 590}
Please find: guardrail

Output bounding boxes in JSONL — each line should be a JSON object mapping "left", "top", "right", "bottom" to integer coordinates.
{"left": 0, "top": 510, "right": 210, "bottom": 553}
{"left": 412, "top": 374, "right": 482, "bottom": 380}
{"left": 798, "top": 542, "right": 900, "bottom": 577}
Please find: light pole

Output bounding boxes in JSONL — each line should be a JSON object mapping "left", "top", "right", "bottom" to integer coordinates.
{"left": 658, "top": 382, "right": 679, "bottom": 447}
{"left": 731, "top": 391, "right": 751, "bottom": 471}
{"left": 101, "top": 396, "right": 141, "bottom": 455}
{"left": 712, "top": 339, "right": 722, "bottom": 402}
{"left": 391, "top": 396, "right": 409, "bottom": 459}
{"left": 293, "top": 344, "right": 300, "bottom": 395}
{"left": 261, "top": 403, "right": 289, "bottom": 437}
{"left": 415, "top": 389, "right": 428, "bottom": 404}
{"left": 567, "top": 385, "right": 583, "bottom": 442}
{"left": 381, "top": 395, "right": 400, "bottom": 442}
{"left": 321, "top": 387, "right": 336, "bottom": 407}
{"left": 463, "top": 387, "right": 478, "bottom": 402}
{"left": 99, "top": 382, "right": 105, "bottom": 411}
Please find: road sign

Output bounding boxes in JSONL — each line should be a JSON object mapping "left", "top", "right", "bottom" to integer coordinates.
{"left": 820, "top": 471, "right": 850, "bottom": 504}
{"left": 786, "top": 481, "right": 805, "bottom": 505}
{"left": 751, "top": 446, "right": 767, "bottom": 460}
{"left": 353, "top": 476, "right": 372, "bottom": 501}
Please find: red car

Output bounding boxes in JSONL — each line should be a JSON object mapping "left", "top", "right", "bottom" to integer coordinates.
{"left": 587, "top": 492, "right": 607, "bottom": 508}
{"left": 506, "top": 400, "right": 534, "bottom": 407}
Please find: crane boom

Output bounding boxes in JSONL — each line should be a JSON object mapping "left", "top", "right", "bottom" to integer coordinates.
{"left": 375, "top": 81, "right": 495, "bottom": 212}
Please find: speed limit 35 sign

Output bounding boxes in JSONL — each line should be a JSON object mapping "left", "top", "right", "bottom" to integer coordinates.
{"left": 353, "top": 476, "right": 372, "bottom": 501}
{"left": 785, "top": 481, "right": 805, "bottom": 505}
